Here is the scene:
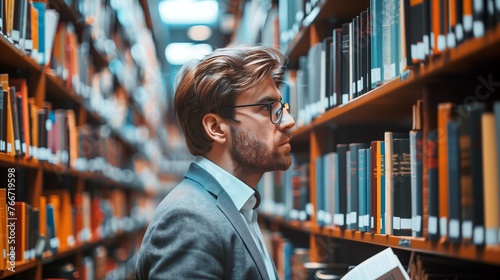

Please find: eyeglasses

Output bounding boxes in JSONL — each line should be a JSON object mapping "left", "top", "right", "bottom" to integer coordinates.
{"left": 223, "top": 101, "right": 290, "bottom": 124}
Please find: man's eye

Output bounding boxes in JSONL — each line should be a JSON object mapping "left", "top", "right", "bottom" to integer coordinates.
{"left": 261, "top": 105, "right": 271, "bottom": 111}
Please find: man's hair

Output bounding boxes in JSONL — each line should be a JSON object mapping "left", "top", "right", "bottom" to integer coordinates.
{"left": 173, "top": 45, "right": 287, "bottom": 156}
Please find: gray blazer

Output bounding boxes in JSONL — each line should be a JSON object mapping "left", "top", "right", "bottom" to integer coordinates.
{"left": 135, "top": 163, "right": 278, "bottom": 280}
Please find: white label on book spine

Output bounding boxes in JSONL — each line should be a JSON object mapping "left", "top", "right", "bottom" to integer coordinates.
{"left": 449, "top": 219, "right": 460, "bottom": 238}
{"left": 462, "top": 220, "right": 473, "bottom": 238}
{"left": 68, "top": 235, "right": 75, "bottom": 247}
{"left": 439, "top": 217, "right": 448, "bottom": 236}
{"left": 447, "top": 33, "right": 456, "bottom": 49}
{"left": 412, "top": 215, "right": 422, "bottom": 231}
{"left": 438, "top": 35, "right": 447, "bottom": 51}
{"left": 393, "top": 217, "right": 401, "bottom": 230}
{"left": 50, "top": 237, "right": 60, "bottom": 249}
{"left": 371, "top": 68, "right": 381, "bottom": 84}
{"left": 7, "top": 143, "right": 11, "bottom": 153}
{"left": 15, "top": 140, "right": 21, "bottom": 151}
{"left": 485, "top": 228, "right": 498, "bottom": 245}
{"left": 12, "top": 30, "right": 20, "bottom": 42}
{"left": 22, "top": 143, "right": 26, "bottom": 154}
{"left": 384, "top": 64, "right": 395, "bottom": 81}
{"left": 473, "top": 21, "right": 485, "bottom": 38}
{"left": 456, "top": 24, "right": 464, "bottom": 42}
{"left": 401, "top": 218, "right": 412, "bottom": 230}
{"left": 334, "top": 214, "right": 344, "bottom": 226}
{"left": 428, "top": 216, "right": 438, "bottom": 234}
{"left": 473, "top": 226, "right": 485, "bottom": 244}
{"left": 324, "top": 213, "right": 332, "bottom": 224}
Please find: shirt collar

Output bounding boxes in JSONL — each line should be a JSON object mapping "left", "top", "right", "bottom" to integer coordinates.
{"left": 194, "top": 156, "right": 255, "bottom": 211}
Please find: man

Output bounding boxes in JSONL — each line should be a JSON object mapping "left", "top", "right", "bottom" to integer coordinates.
{"left": 136, "top": 45, "right": 295, "bottom": 280}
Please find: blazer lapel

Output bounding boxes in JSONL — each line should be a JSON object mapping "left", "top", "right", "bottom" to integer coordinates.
{"left": 185, "top": 163, "right": 270, "bottom": 280}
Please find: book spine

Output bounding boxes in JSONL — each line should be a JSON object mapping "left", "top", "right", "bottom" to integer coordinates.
{"left": 410, "top": 130, "right": 424, "bottom": 237}
{"left": 447, "top": 118, "right": 462, "bottom": 243}
{"left": 427, "top": 129, "right": 439, "bottom": 241}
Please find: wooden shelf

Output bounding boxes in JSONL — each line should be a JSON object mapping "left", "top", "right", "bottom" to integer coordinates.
{"left": 0, "top": 35, "right": 41, "bottom": 72}
{"left": 261, "top": 214, "right": 500, "bottom": 266}
{"left": 0, "top": 260, "right": 38, "bottom": 279}
{"left": 291, "top": 24, "right": 500, "bottom": 142}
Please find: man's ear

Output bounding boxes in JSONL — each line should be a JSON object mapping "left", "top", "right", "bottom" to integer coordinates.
{"left": 202, "top": 113, "right": 228, "bottom": 144}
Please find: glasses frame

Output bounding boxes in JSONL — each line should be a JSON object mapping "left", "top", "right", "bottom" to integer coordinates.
{"left": 223, "top": 101, "right": 289, "bottom": 125}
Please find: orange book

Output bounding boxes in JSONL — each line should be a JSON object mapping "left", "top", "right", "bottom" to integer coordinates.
{"left": 53, "top": 23, "right": 67, "bottom": 80}
{"left": 73, "top": 192, "right": 83, "bottom": 244}
{"left": 66, "top": 109, "right": 78, "bottom": 169}
{"left": 81, "top": 192, "right": 92, "bottom": 242}
{"left": 9, "top": 78, "right": 31, "bottom": 159}
{"left": 0, "top": 74, "right": 15, "bottom": 156}
{"left": 46, "top": 190, "right": 75, "bottom": 250}
{"left": 91, "top": 193, "right": 103, "bottom": 241}
{"left": 481, "top": 112, "right": 499, "bottom": 245}
{"left": 28, "top": 98, "right": 39, "bottom": 161}
{"left": 30, "top": 2, "right": 39, "bottom": 56}
{"left": 39, "top": 195, "right": 47, "bottom": 237}
{"left": 462, "top": 0, "right": 473, "bottom": 38}
{"left": 431, "top": 0, "right": 447, "bottom": 55}
{"left": 438, "top": 102, "right": 453, "bottom": 240}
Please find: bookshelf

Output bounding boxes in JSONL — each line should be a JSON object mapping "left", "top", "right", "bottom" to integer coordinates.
{"left": 0, "top": 0, "right": 171, "bottom": 279}
{"left": 238, "top": 0, "right": 500, "bottom": 278}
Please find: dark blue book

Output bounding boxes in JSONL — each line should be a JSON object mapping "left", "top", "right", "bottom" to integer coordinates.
{"left": 370, "top": 0, "right": 383, "bottom": 88}
{"left": 468, "top": 102, "right": 486, "bottom": 245}
{"left": 315, "top": 155, "right": 325, "bottom": 226}
{"left": 46, "top": 204, "right": 59, "bottom": 254}
{"left": 358, "top": 148, "right": 368, "bottom": 232}
{"left": 348, "top": 143, "right": 369, "bottom": 231}
{"left": 334, "top": 144, "right": 348, "bottom": 229}
{"left": 447, "top": 118, "right": 461, "bottom": 243}
{"left": 393, "top": 138, "right": 412, "bottom": 236}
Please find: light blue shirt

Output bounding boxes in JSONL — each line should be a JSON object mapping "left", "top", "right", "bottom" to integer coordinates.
{"left": 194, "top": 156, "right": 276, "bottom": 279}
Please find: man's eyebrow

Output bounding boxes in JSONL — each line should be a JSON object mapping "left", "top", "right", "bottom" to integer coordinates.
{"left": 255, "top": 96, "right": 282, "bottom": 103}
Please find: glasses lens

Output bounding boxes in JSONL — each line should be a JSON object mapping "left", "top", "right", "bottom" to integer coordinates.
{"left": 271, "top": 101, "right": 283, "bottom": 124}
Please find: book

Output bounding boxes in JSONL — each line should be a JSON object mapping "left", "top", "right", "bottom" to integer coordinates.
{"left": 384, "top": 131, "right": 408, "bottom": 235}
{"left": 481, "top": 112, "right": 499, "bottom": 245}
{"left": 392, "top": 138, "right": 412, "bottom": 236}
{"left": 427, "top": 129, "right": 439, "bottom": 241}
{"left": 370, "top": 0, "right": 383, "bottom": 88}
{"left": 437, "top": 102, "right": 453, "bottom": 240}
{"left": 0, "top": 86, "right": 7, "bottom": 153}
{"left": 341, "top": 247, "right": 410, "bottom": 280}
{"left": 410, "top": 100, "right": 423, "bottom": 237}
{"left": 447, "top": 118, "right": 462, "bottom": 243}
{"left": 334, "top": 144, "right": 348, "bottom": 229}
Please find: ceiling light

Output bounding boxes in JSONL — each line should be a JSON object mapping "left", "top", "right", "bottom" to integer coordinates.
{"left": 159, "top": 0, "right": 219, "bottom": 25}
{"left": 165, "top": 43, "right": 213, "bottom": 65}
{"left": 187, "top": 25, "right": 212, "bottom": 41}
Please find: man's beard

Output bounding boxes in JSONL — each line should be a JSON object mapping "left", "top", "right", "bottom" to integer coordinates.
{"left": 230, "top": 125, "right": 292, "bottom": 175}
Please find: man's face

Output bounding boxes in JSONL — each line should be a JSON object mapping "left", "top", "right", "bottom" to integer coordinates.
{"left": 228, "top": 76, "right": 295, "bottom": 175}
